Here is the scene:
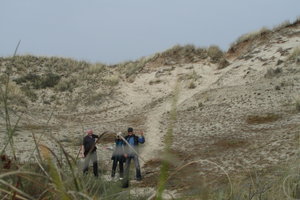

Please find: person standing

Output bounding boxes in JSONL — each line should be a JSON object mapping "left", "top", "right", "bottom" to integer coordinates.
{"left": 81, "top": 129, "right": 99, "bottom": 177}
{"left": 123, "top": 127, "right": 145, "bottom": 187}
{"left": 111, "top": 132, "right": 125, "bottom": 179}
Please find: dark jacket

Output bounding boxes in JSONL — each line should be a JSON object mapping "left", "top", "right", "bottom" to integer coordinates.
{"left": 83, "top": 134, "right": 99, "bottom": 156}
{"left": 124, "top": 134, "right": 145, "bottom": 146}
{"left": 111, "top": 138, "right": 125, "bottom": 161}
{"left": 124, "top": 134, "right": 145, "bottom": 155}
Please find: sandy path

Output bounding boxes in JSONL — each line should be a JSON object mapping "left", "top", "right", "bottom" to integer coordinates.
{"left": 139, "top": 64, "right": 222, "bottom": 165}
{"left": 140, "top": 99, "right": 171, "bottom": 165}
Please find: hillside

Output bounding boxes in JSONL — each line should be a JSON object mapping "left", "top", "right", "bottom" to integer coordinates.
{"left": 0, "top": 19, "right": 300, "bottom": 199}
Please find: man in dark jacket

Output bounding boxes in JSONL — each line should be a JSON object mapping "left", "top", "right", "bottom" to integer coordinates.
{"left": 122, "top": 127, "right": 145, "bottom": 187}
{"left": 81, "top": 129, "right": 99, "bottom": 177}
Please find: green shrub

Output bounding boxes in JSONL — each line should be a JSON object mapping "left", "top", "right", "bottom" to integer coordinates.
{"left": 14, "top": 73, "right": 61, "bottom": 89}
{"left": 38, "top": 73, "right": 61, "bottom": 89}
{"left": 14, "top": 73, "right": 40, "bottom": 84}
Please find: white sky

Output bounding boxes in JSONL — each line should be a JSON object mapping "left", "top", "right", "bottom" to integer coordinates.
{"left": 1, "top": 0, "right": 299, "bottom": 64}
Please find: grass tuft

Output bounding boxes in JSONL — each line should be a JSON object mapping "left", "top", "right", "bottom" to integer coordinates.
{"left": 246, "top": 113, "right": 281, "bottom": 124}
{"left": 287, "top": 47, "right": 300, "bottom": 63}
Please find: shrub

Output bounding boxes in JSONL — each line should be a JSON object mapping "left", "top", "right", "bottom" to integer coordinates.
{"left": 287, "top": 47, "right": 300, "bottom": 62}
{"left": 20, "top": 85, "right": 38, "bottom": 101}
{"left": 14, "top": 73, "right": 61, "bottom": 89}
{"left": 85, "top": 63, "right": 106, "bottom": 74}
{"left": 85, "top": 92, "right": 106, "bottom": 106}
{"left": 34, "top": 73, "right": 61, "bottom": 89}
{"left": 102, "top": 74, "right": 119, "bottom": 86}
{"left": 273, "top": 20, "right": 291, "bottom": 31}
{"left": 125, "top": 60, "right": 146, "bottom": 78}
{"left": 55, "top": 77, "right": 78, "bottom": 92}
{"left": 232, "top": 27, "right": 271, "bottom": 46}
{"left": 179, "top": 70, "right": 199, "bottom": 81}
{"left": 0, "top": 80, "right": 27, "bottom": 107}
{"left": 14, "top": 73, "right": 40, "bottom": 84}
{"left": 217, "top": 58, "right": 230, "bottom": 69}
{"left": 188, "top": 81, "right": 196, "bottom": 89}
{"left": 264, "top": 67, "right": 282, "bottom": 78}
{"left": 207, "top": 45, "right": 224, "bottom": 63}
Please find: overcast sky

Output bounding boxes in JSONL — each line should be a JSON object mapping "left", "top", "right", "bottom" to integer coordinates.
{"left": 1, "top": 0, "right": 299, "bottom": 64}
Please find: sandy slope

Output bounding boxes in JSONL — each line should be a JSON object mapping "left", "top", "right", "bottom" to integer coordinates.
{"left": 0, "top": 22, "right": 299, "bottom": 198}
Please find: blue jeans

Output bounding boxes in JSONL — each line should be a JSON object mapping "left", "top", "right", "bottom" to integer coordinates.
{"left": 124, "top": 154, "right": 142, "bottom": 180}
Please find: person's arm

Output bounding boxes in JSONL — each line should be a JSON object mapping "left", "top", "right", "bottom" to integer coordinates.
{"left": 80, "top": 145, "right": 85, "bottom": 158}
{"left": 138, "top": 131, "right": 145, "bottom": 144}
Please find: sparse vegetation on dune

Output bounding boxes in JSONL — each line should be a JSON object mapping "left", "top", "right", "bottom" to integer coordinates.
{"left": 287, "top": 46, "right": 300, "bottom": 62}
{"left": 228, "top": 17, "right": 300, "bottom": 58}
{"left": 1, "top": 19, "right": 300, "bottom": 199}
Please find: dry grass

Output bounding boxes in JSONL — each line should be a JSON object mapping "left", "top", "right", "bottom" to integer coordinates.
{"left": 55, "top": 76, "right": 78, "bottom": 92}
{"left": 213, "top": 138, "right": 248, "bottom": 149}
{"left": 85, "top": 63, "right": 106, "bottom": 74}
{"left": 287, "top": 46, "right": 300, "bottom": 62}
{"left": 228, "top": 27, "right": 271, "bottom": 58}
{"left": 156, "top": 44, "right": 208, "bottom": 65}
{"left": 21, "top": 123, "right": 50, "bottom": 131}
{"left": 264, "top": 67, "right": 282, "bottom": 78}
{"left": 187, "top": 81, "right": 196, "bottom": 89}
{"left": 273, "top": 20, "right": 292, "bottom": 31}
{"left": 228, "top": 17, "right": 300, "bottom": 59}
{"left": 207, "top": 45, "right": 224, "bottom": 63}
{"left": 232, "top": 27, "right": 271, "bottom": 47}
{"left": 178, "top": 70, "right": 199, "bottom": 81}
{"left": 295, "top": 98, "right": 300, "bottom": 112}
{"left": 246, "top": 113, "right": 281, "bottom": 124}
{"left": 217, "top": 58, "right": 230, "bottom": 70}
{"left": 149, "top": 79, "right": 162, "bottom": 85}
{"left": 102, "top": 74, "right": 120, "bottom": 86}
{"left": 84, "top": 91, "right": 107, "bottom": 106}
{"left": 14, "top": 72, "right": 61, "bottom": 89}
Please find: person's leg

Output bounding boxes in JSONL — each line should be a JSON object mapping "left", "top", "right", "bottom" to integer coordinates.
{"left": 83, "top": 154, "right": 91, "bottom": 175}
{"left": 119, "top": 159, "right": 124, "bottom": 178}
{"left": 133, "top": 154, "right": 142, "bottom": 180}
{"left": 111, "top": 158, "right": 117, "bottom": 177}
{"left": 91, "top": 151, "right": 98, "bottom": 177}
{"left": 122, "top": 156, "right": 131, "bottom": 188}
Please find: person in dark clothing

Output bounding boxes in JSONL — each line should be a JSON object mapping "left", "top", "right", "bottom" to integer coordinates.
{"left": 111, "top": 132, "right": 125, "bottom": 179}
{"left": 81, "top": 129, "right": 99, "bottom": 177}
{"left": 122, "top": 127, "right": 145, "bottom": 187}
